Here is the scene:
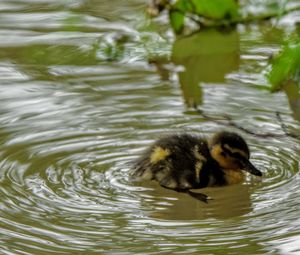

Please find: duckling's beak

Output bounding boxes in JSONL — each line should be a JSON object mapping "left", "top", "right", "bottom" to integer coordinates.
{"left": 244, "top": 160, "right": 262, "bottom": 177}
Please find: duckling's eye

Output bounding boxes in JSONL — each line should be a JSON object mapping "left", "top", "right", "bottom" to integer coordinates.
{"left": 232, "top": 152, "right": 243, "bottom": 160}
{"left": 220, "top": 151, "right": 227, "bottom": 157}
{"left": 235, "top": 160, "right": 244, "bottom": 168}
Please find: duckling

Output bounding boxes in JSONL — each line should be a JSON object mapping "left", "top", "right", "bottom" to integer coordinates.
{"left": 131, "top": 131, "right": 262, "bottom": 202}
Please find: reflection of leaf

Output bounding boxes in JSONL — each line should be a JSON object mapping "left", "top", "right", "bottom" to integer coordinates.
{"left": 172, "top": 29, "right": 239, "bottom": 82}
{"left": 283, "top": 80, "right": 300, "bottom": 122}
{"left": 172, "top": 29, "right": 240, "bottom": 107}
{"left": 268, "top": 43, "right": 300, "bottom": 91}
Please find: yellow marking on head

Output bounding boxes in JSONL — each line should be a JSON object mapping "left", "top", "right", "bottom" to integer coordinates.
{"left": 223, "top": 169, "right": 245, "bottom": 185}
{"left": 210, "top": 143, "right": 236, "bottom": 169}
{"left": 223, "top": 144, "right": 249, "bottom": 158}
{"left": 192, "top": 145, "right": 207, "bottom": 183}
{"left": 150, "top": 147, "right": 171, "bottom": 164}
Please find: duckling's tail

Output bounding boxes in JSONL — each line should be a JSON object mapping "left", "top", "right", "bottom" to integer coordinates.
{"left": 130, "top": 161, "right": 153, "bottom": 182}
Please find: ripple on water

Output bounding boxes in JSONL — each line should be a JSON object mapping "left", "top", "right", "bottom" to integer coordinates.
{"left": 1, "top": 74, "right": 300, "bottom": 254}
{"left": 1, "top": 1, "right": 300, "bottom": 254}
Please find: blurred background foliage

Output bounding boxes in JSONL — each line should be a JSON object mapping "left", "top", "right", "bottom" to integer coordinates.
{"left": 146, "top": 0, "right": 300, "bottom": 100}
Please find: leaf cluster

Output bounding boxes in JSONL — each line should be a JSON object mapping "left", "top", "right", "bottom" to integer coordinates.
{"left": 268, "top": 42, "right": 300, "bottom": 91}
{"left": 169, "top": 0, "right": 238, "bottom": 33}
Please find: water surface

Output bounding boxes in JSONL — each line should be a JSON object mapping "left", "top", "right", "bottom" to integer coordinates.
{"left": 0, "top": 1, "right": 300, "bottom": 254}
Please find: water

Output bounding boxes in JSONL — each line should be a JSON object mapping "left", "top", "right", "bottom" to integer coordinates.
{"left": 0, "top": 0, "right": 300, "bottom": 254}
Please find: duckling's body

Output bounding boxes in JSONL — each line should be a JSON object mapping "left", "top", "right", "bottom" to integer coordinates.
{"left": 132, "top": 134, "right": 226, "bottom": 189}
{"left": 131, "top": 131, "right": 262, "bottom": 201}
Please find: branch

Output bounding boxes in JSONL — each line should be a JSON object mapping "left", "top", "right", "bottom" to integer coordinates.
{"left": 194, "top": 106, "right": 300, "bottom": 139}
{"left": 275, "top": 112, "right": 300, "bottom": 139}
{"left": 188, "top": 4, "right": 300, "bottom": 29}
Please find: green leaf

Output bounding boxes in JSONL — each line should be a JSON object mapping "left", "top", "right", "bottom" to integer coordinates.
{"left": 169, "top": 10, "right": 185, "bottom": 34}
{"left": 169, "top": 0, "right": 239, "bottom": 33}
{"left": 169, "top": 0, "right": 194, "bottom": 33}
{"left": 268, "top": 43, "right": 300, "bottom": 91}
{"left": 173, "top": 0, "right": 194, "bottom": 13}
{"left": 191, "top": 0, "right": 238, "bottom": 19}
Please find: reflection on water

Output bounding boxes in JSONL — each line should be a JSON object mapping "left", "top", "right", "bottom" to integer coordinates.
{"left": 283, "top": 80, "right": 300, "bottom": 122}
{"left": 0, "top": 0, "right": 300, "bottom": 255}
{"left": 172, "top": 28, "right": 240, "bottom": 107}
{"left": 137, "top": 182, "right": 253, "bottom": 220}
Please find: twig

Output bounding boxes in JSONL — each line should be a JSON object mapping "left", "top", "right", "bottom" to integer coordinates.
{"left": 194, "top": 106, "right": 300, "bottom": 139}
{"left": 183, "top": 4, "right": 300, "bottom": 29}
{"left": 276, "top": 112, "right": 300, "bottom": 139}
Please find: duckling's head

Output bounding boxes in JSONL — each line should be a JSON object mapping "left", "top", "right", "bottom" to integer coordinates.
{"left": 209, "top": 131, "right": 262, "bottom": 176}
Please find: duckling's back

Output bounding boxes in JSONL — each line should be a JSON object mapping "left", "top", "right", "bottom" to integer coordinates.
{"left": 131, "top": 134, "right": 214, "bottom": 190}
